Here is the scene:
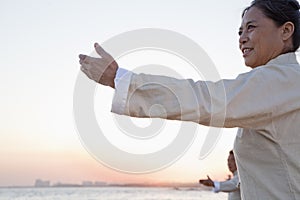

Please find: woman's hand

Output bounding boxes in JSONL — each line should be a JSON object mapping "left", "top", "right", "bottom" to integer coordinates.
{"left": 79, "top": 43, "right": 118, "bottom": 88}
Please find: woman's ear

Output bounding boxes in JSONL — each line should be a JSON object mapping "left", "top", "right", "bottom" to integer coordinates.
{"left": 281, "top": 21, "right": 295, "bottom": 41}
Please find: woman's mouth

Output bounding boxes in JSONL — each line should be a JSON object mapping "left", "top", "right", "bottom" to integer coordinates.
{"left": 242, "top": 48, "right": 253, "bottom": 57}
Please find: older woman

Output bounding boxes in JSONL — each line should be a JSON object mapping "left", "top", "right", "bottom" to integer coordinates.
{"left": 79, "top": 0, "right": 300, "bottom": 199}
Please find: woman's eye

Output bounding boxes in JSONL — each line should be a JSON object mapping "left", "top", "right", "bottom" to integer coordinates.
{"left": 247, "top": 25, "right": 255, "bottom": 30}
{"left": 238, "top": 25, "right": 256, "bottom": 35}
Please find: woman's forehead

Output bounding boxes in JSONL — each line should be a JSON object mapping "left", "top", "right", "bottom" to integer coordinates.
{"left": 240, "top": 7, "right": 266, "bottom": 27}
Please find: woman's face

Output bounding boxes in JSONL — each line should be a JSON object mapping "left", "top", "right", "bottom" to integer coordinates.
{"left": 227, "top": 154, "right": 237, "bottom": 173}
{"left": 239, "top": 7, "right": 285, "bottom": 68}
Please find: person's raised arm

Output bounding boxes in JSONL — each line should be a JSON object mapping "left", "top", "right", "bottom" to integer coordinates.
{"left": 79, "top": 43, "right": 118, "bottom": 88}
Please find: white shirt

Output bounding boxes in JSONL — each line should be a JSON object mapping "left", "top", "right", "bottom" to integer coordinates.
{"left": 111, "top": 53, "right": 300, "bottom": 199}
{"left": 213, "top": 171, "right": 241, "bottom": 200}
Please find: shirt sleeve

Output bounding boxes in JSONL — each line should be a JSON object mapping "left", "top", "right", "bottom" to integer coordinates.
{"left": 213, "top": 181, "right": 221, "bottom": 193}
{"left": 111, "top": 64, "right": 300, "bottom": 128}
{"left": 218, "top": 174, "right": 240, "bottom": 193}
{"left": 112, "top": 68, "right": 133, "bottom": 114}
{"left": 114, "top": 68, "right": 131, "bottom": 88}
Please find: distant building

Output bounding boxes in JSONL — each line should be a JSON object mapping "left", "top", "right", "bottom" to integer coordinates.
{"left": 81, "top": 181, "right": 107, "bottom": 187}
{"left": 34, "top": 179, "right": 50, "bottom": 187}
{"left": 82, "top": 181, "right": 93, "bottom": 186}
{"left": 52, "top": 182, "right": 80, "bottom": 187}
{"left": 94, "top": 181, "right": 107, "bottom": 186}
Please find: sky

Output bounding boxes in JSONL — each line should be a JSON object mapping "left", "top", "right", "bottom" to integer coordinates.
{"left": 1, "top": 0, "right": 298, "bottom": 187}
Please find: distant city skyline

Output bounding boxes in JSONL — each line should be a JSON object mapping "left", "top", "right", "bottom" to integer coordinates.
{"left": 34, "top": 179, "right": 107, "bottom": 187}
{"left": 29, "top": 178, "right": 215, "bottom": 188}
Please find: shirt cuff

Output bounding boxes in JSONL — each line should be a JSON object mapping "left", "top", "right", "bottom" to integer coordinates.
{"left": 114, "top": 68, "right": 130, "bottom": 87}
{"left": 111, "top": 68, "right": 133, "bottom": 115}
{"left": 213, "top": 181, "right": 220, "bottom": 193}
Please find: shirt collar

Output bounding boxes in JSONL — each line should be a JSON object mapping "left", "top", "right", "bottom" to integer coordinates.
{"left": 266, "top": 52, "right": 298, "bottom": 66}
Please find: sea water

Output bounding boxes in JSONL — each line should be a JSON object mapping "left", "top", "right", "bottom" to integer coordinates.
{"left": 0, "top": 187, "right": 227, "bottom": 200}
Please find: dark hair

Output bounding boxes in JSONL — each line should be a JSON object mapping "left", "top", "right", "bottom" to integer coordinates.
{"left": 243, "top": 0, "right": 300, "bottom": 52}
{"left": 229, "top": 150, "right": 234, "bottom": 155}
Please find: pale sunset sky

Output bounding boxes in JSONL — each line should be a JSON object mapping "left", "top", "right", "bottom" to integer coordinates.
{"left": 1, "top": 0, "right": 299, "bottom": 187}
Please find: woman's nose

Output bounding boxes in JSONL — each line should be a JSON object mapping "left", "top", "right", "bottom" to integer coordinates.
{"left": 239, "top": 31, "right": 249, "bottom": 45}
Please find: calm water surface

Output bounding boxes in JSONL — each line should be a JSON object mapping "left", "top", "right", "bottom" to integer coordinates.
{"left": 0, "top": 187, "right": 227, "bottom": 200}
